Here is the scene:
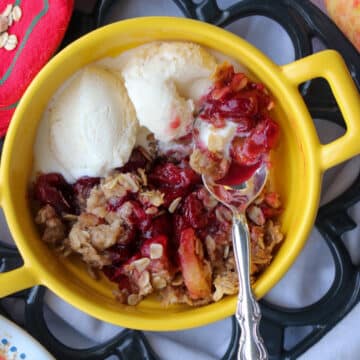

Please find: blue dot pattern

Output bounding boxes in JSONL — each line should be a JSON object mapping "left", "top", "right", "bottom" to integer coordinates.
{"left": 1, "top": 337, "right": 26, "bottom": 358}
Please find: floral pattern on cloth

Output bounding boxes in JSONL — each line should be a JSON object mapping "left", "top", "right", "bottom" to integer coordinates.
{"left": 0, "top": 0, "right": 73, "bottom": 136}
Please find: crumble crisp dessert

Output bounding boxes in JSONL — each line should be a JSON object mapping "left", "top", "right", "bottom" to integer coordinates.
{"left": 31, "top": 62, "right": 284, "bottom": 306}
{"left": 32, "top": 148, "right": 283, "bottom": 306}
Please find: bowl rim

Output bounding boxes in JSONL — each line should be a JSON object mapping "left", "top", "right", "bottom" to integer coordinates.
{"left": 0, "top": 16, "right": 321, "bottom": 330}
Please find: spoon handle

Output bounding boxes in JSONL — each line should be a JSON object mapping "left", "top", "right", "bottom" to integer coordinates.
{"left": 232, "top": 214, "right": 268, "bottom": 360}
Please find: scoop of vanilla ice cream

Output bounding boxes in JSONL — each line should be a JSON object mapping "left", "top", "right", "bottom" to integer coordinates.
{"left": 198, "top": 120, "right": 237, "bottom": 157}
{"left": 34, "top": 65, "right": 138, "bottom": 183}
{"left": 121, "top": 42, "right": 217, "bottom": 142}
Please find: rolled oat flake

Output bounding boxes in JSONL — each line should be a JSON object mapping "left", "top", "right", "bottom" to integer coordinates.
{"left": 12, "top": 5, "right": 22, "bottom": 22}
{"left": 4, "top": 33, "right": 17, "bottom": 51}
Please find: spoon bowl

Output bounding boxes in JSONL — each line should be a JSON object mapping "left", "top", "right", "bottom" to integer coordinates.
{"left": 203, "top": 163, "right": 268, "bottom": 213}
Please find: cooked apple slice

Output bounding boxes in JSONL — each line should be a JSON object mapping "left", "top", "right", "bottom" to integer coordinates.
{"left": 178, "top": 228, "right": 212, "bottom": 299}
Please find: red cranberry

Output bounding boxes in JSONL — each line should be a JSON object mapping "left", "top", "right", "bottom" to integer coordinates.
{"left": 33, "top": 173, "right": 74, "bottom": 213}
{"left": 108, "top": 243, "right": 133, "bottom": 264}
{"left": 103, "top": 266, "right": 134, "bottom": 291}
{"left": 178, "top": 160, "right": 201, "bottom": 185}
{"left": 149, "top": 161, "right": 200, "bottom": 206}
{"left": 116, "top": 275, "right": 132, "bottom": 291}
{"left": 149, "top": 162, "right": 184, "bottom": 186}
{"left": 217, "top": 162, "right": 259, "bottom": 186}
{"left": 255, "top": 118, "right": 280, "bottom": 149}
{"left": 109, "top": 252, "right": 141, "bottom": 277}
{"left": 260, "top": 204, "right": 282, "bottom": 219}
{"left": 197, "top": 206, "right": 231, "bottom": 245}
{"left": 162, "top": 187, "right": 189, "bottom": 207}
{"left": 230, "top": 117, "right": 279, "bottom": 167}
{"left": 73, "top": 176, "right": 100, "bottom": 198}
{"left": 118, "top": 148, "right": 149, "bottom": 173}
{"left": 217, "top": 92, "right": 258, "bottom": 117}
{"left": 126, "top": 201, "right": 151, "bottom": 231}
{"left": 182, "top": 193, "right": 208, "bottom": 229}
{"left": 232, "top": 117, "right": 254, "bottom": 132}
{"left": 102, "top": 265, "right": 117, "bottom": 281}
{"left": 144, "top": 213, "right": 173, "bottom": 239}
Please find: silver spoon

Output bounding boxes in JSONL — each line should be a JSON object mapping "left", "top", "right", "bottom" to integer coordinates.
{"left": 203, "top": 162, "right": 269, "bottom": 360}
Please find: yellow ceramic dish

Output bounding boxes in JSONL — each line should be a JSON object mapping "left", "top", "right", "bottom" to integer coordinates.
{"left": 1, "top": 17, "right": 360, "bottom": 331}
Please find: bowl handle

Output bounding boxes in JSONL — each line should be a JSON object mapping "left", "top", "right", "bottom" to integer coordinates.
{"left": 281, "top": 50, "right": 360, "bottom": 171}
{"left": 0, "top": 266, "right": 38, "bottom": 297}
{"left": 0, "top": 189, "right": 39, "bottom": 297}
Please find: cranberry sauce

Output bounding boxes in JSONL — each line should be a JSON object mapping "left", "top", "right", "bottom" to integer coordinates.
{"left": 217, "top": 162, "right": 260, "bottom": 186}
{"left": 198, "top": 63, "right": 280, "bottom": 179}
{"left": 33, "top": 173, "right": 101, "bottom": 214}
{"left": 117, "top": 148, "right": 149, "bottom": 173}
{"left": 148, "top": 160, "right": 201, "bottom": 206}
{"left": 33, "top": 173, "right": 75, "bottom": 213}
{"left": 73, "top": 176, "right": 100, "bottom": 200}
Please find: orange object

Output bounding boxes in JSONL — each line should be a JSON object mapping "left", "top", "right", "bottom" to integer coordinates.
{"left": 325, "top": 0, "right": 360, "bottom": 51}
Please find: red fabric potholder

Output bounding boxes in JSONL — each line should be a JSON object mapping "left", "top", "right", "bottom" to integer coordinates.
{"left": 0, "top": 0, "right": 74, "bottom": 136}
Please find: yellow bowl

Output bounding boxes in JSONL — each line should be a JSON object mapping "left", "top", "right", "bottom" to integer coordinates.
{"left": 1, "top": 17, "right": 360, "bottom": 331}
